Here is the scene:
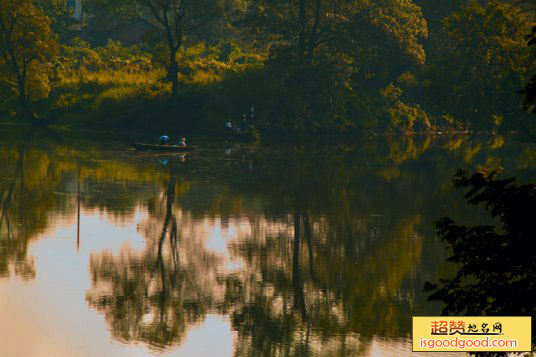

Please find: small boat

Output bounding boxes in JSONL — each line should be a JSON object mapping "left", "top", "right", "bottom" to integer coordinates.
{"left": 131, "top": 143, "right": 198, "bottom": 151}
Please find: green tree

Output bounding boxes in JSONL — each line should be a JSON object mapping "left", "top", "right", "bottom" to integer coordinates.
{"left": 245, "top": 0, "right": 427, "bottom": 69}
{"left": 0, "top": 0, "right": 58, "bottom": 120}
{"left": 520, "top": 25, "right": 536, "bottom": 123}
{"left": 83, "top": 0, "right": 142, "bottom": 44}
{"left": 241, "top": 0, "right": 428, "bottom": 133}
{"left": 425, "top": 0, "right": 534, "bottom": 129}
{"left": 135, "top": 0, "right": 227, "bottom": 97}
{"left": 425, "top": 170, "right": 536, "bottom": 343}
{"left": 37, "top": 0, "right": 76, "bottom": 42}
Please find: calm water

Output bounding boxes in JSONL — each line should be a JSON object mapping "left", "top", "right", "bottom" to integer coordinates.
{"left": 0, "top": 128, "right": 534, "bottom": 356}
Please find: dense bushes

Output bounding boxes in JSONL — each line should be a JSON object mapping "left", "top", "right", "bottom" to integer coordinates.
{"left": 2, "top": 0, "right": 535, "bottom": 136}
{"left": 47, "top": 40, "right": 267, "bottom": 133}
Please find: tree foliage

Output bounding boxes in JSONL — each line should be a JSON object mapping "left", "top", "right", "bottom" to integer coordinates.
{"left": 36, "top": 0, "right": 76, "bottom": 42}
{"left": 520, "top": 25, "right": 536, "bottom": 116}
{"left": 0, "top": 0, "right": 535, "bottom": 134}
{"left": 85, "top": 0, "right": 141, "bottom": 30}
{"left": 426, "top": 0, "right": 534, "bottom": 129}
{"left": 0, "top": 0, "right": 58, "bottom": 120}
{"left": 134, "top": 0, "right": 228, "bottom": 96}
{"left": 425, "top": 170, "right": 536, "bottom": 340}
{"left": 239, "top": 0, "right": 428, "bottom": 133}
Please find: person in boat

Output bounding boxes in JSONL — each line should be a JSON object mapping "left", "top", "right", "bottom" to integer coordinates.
{"left": 159, "top": 135, "right": 170, "bottom": 145}
{"left": 178, "top": 137, "right": 187, "bottom": 147}
{"left": 225, "top": 120, "right": 233, "bottom": 134}
{"left": 240, "top": 114, "right": 248, "bottom": 132}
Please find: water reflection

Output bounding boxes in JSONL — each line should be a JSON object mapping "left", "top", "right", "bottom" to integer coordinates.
{"left": 86, "top": 173, "right": 226, "bottom": 351}
{"left": 0, "top": 130, "right": 534, "bottom": 356}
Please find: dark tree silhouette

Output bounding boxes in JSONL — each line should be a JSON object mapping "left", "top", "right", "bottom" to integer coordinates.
{"left": 521, "top": 26, "right": 536, "bottom": 114}
{"left": 425, "top": 170, "right": 536, "bottom": 351}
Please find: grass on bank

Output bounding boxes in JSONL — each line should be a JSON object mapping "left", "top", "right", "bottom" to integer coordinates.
{"left": 50, "top": 53, "right": 266, "bottom": 135}
{"left": 54, "top": 69, "right": 168, "bottom": 129}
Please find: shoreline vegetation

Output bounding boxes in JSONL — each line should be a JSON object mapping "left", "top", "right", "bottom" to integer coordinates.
{"left": 1, "top": 0, "right": 535, "bottom": 140}
{"left": 0, "top": 116, "right": 514, "bottom": 148}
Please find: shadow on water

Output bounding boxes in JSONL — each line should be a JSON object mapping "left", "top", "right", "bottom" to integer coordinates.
{"left": 0, "top": 128, "right": 535, "bottom": 355}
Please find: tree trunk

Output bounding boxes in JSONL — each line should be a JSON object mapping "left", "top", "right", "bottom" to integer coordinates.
{"left": 17, "top": 77, "right": 36, "bottom": 121}
{"left": 168, "top": 49, "right": 179, "bottom": 97}
{"left": 298, "top": 0, "right": 306, "bottom": 67}
{"left": 304, "top": 212, "right": 314, "bottom": 278}
{"left": 293, "top": 209, "right": 307, "bottom": 318}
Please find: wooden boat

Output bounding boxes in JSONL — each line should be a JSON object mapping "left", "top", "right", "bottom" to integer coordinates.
{"left": 131, "top": 143, "right": 198, "bottom": 151}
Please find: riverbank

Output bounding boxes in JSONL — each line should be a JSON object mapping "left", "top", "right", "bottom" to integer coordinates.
{"left": 0, "top": 117, "right": 523, "bottom": 153}
{"left": 0, "top": 65, "right": 529, "bottom": 140}
{"left": 0, "top": 65, "right": 484, "bottom": 139}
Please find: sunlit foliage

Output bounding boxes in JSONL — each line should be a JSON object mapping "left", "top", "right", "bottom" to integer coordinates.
{"left": 425, "top": 0, "right": 535, "bottom": 129}
{"left": 0, "top": 0, "right": 535, "bottom": 135}
{"left": 0, "top": 0, "right": 58, "bottom": 120}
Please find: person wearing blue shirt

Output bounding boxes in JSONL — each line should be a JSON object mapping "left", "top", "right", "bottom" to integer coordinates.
{"left": 159, "top": 135, "right": 170, "bottom": 145}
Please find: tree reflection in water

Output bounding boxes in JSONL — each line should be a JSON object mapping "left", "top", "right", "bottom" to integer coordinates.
{"left": 86, "top": 172, "right": 225, "bottom": 350}
{"left": 1, "top": 132, "right": 535, "bottom": 355}
{"left": 82, "top": 141, "right": 436, "bottom": 355}
{"left": 0, "top": 143, "right": 35, "bottom": 279}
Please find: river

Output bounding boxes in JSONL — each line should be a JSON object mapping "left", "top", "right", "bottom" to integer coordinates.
{"left": 0, "top": 128, "right": 534, "bottom": 356}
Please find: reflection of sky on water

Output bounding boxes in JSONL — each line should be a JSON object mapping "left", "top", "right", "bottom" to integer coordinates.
{"left": 0, "top": 200, "right": 438, "bottom": 355}
{"left": 4, "top": 134, "right": 528, "bottom": 356}
{"left": 204, "top": 217, "right": 250, "bottom": 271}
{"left": 0, "top": 209, "right": 236, "bottom": 357}
{"left": 1, "top": 206, "right": 461, "bottom": 356}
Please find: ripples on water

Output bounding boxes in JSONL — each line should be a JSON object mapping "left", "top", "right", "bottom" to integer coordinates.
{"left": 1, "top": 130, "right": 533, "bottom": 356}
